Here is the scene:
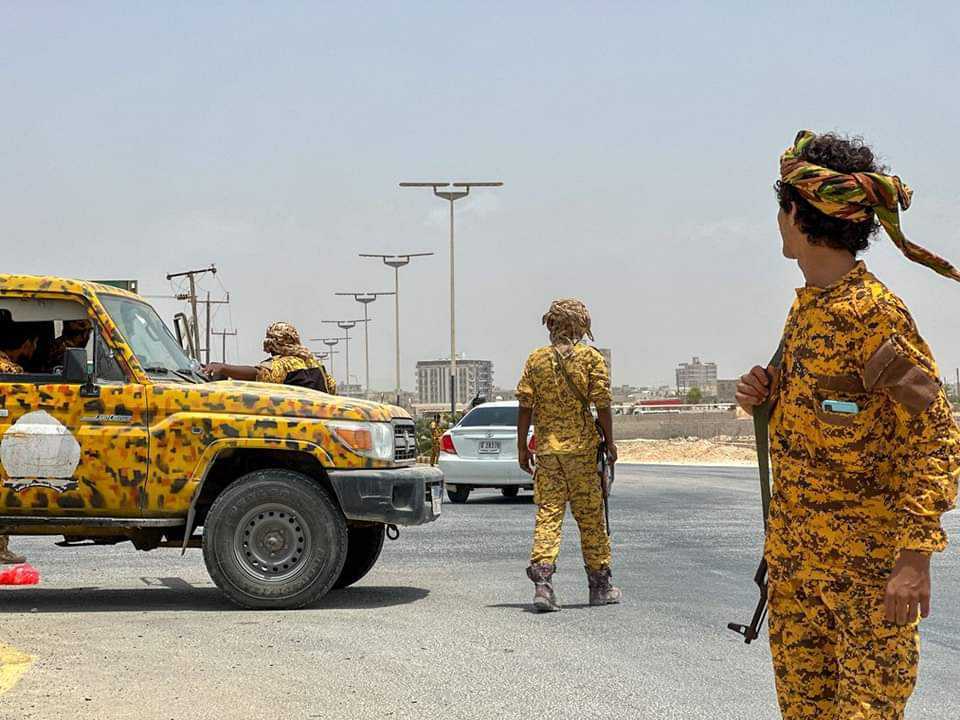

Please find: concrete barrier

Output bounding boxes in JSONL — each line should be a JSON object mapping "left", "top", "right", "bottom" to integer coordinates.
{"left": 612, "top": 411, "right": 753, "bottom": 441}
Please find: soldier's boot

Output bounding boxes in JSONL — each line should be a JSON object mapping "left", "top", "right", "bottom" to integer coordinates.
{"left": 0, "top": 535, "right": 26, "bottom": 565}
{"left": 526, "top": 563, "right": 561, "bottom": 613}
{"left": 587, "top": 567, "right": 622, "bottom": 606}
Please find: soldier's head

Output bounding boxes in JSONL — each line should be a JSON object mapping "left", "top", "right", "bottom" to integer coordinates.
{"left": 263, "top": 322, "right": 302, "bottom": 356}
{"left": 775, "top": 131, "right": 884, "bottom": 260}
{"left": 61, "top": 319, "right": 93, "bottom": 348}
{"left": 0, "top": 321, "right": 45, "bottom": 363}
{"left": 542, "top": 298, "right": 593, "bottom": 347}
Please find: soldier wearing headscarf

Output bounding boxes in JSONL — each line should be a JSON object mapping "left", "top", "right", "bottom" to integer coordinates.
{"left": 515, "top": 298, "right": 620, "bottom": 612}
{"left": 204, "top": 322, "right": 337, "bottom": 394}
{"left": 736, "top": 130, "right": 959, "bottom": 718}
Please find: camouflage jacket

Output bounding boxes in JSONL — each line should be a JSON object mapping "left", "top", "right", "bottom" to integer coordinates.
{"left": 0, "top": 351, "right": 23, "bottom": 374}
{"left": 257, "top": 355, "right": 337, "bottom": 394}
{"left": 765, "top": 262, "right": 959, "bottom": 583}
{"left": 516, "top": 344, "right": 611, "bottom": 455}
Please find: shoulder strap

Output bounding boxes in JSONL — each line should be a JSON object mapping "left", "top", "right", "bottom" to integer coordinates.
{"left": 552, "top": 347, "right": 605, "bottom": 441}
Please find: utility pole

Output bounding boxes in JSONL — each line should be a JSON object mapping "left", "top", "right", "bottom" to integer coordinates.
{"left": 400, "top": 181, "right": 502, "bottom": 414}
{"left": 335, "top": 291, "right": 395, "bottom": 396}
{"left": 360, "top": 252, "right": 434, "bottom": 405}
{"left": 211, "top": 328, "right": 237, "bottom": 362}
{"left": 166, "top": 265, "right": 217, "bottom": 361}
{"left": 178, "top": 291, "right": 230, "bottom": 364}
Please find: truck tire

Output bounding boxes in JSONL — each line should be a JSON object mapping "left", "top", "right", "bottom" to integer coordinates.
{"left": 447, "top": 485, "right": 471, "bottom": 504}
{"left": 202, "top": 469, "right": 348, "bottom": 610}
{"left": 333, "top": 524, "right": 385, "bottom": 589}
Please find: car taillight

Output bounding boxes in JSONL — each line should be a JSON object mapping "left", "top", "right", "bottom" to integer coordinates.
{"left": 441, "top": 433, "right": 457, "bottom": 455}
{"left": 528, "top": 433, "right": 536, "bottom": 452}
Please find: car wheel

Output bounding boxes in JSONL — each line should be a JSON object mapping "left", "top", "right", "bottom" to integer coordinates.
{"left": 501, "top": 487, "right": 520, "bottom": 498}
{"left": 333, "top": 524, "right": 385, "bottom": 589}
{"left": 447, "top": 485, "right": 471, "bottom": 504}
{"left": 203, "top": 469, "right": 347, "bottom": 610}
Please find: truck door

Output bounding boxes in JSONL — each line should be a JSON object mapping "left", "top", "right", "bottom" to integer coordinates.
{"left": 0, "top": 296, "right": 148, "bottom": 516}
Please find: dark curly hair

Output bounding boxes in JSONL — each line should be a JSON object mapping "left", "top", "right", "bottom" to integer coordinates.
{"left": 775, "top": 133, "right": 886, "bottom": 255}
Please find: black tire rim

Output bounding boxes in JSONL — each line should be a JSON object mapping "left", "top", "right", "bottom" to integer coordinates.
{"left": 234, "top": 503, "right": 314, "bottom": 583}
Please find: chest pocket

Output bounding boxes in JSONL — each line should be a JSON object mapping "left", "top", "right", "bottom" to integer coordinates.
{"left": 810, "top": 374, "right": 879, "bottom": 473}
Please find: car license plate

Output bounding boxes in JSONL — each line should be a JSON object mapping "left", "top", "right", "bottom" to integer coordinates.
{"left": 478, "top": 440, "right": 501, "bottom": 454}
{"left": 431, "top": 484, "right": 442, "bottom": 515}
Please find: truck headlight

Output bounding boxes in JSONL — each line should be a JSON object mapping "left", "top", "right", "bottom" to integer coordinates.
{"left": 325, "top": 420, "right": 394, "bottom": 461}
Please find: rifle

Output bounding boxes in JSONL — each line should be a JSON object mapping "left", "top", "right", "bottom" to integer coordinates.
{"left": 727, "top": 343, "right": 783, "bottom": 644}
{"left": 553, "top": 348, "right": 613, "bottom": 537}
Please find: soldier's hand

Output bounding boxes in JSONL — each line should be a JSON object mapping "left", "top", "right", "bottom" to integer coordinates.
{"left": 885, "top": 550, "right": 931, "bottom": 625}
{"left": 736, "top": 365, "right": 774, "bottom": 416}
{"left": 203, "top": 362, "right": 226, "bottom": 380}
{"left": 518, "top": 446, "right": 534, "bottom": 475}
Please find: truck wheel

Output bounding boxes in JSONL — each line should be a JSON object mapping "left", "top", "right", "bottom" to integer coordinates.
{"left": 202, "top": 469, "right": 347, "bottom": 610}
{"left": 333, "top": 524, "right": 385, "bottom": 589}
{"left": 447, "top": 485, "right": 471, "bottom": 504}
{"left": 501, "top": 487, "right": 519, "bottom": 498}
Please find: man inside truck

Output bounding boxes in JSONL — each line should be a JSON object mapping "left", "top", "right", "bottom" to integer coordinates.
{"left": 0, "top": 317, "right": 45, "bottom": 564}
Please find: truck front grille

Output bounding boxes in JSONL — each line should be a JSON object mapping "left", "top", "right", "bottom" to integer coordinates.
{"left": 393, "top": 421, "right": 417, "bottom": 462}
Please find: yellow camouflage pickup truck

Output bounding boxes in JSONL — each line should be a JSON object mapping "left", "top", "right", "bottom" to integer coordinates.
{"left": 0, "top": 275, "right": 443, "bottom": 608}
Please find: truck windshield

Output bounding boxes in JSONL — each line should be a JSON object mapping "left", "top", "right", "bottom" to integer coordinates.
{"left": 99, "top": 295, "right": 201, "bottom": 382}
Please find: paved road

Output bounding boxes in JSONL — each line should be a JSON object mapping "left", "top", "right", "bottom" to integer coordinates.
{"left": 1, "top": 465, "right": 957, "bottom": 720}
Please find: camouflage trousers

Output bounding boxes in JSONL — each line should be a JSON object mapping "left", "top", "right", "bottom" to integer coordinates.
{"left": 530, "top": 452, "right": 610, "bottom": 572}
{"left": 769, "top": 575, "right": 919, "bottom": 720}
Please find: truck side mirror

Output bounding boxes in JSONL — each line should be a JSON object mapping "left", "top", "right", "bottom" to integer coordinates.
{"left": 63, "top": 347, "right": 88, "bottom": 382}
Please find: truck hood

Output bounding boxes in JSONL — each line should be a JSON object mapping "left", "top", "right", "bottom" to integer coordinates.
{"left": 151, "top": 379, "right": 409, "bottom": 423}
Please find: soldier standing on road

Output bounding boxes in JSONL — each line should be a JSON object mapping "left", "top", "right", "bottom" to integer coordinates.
{"left": 0, "top": 321, "right": 45, "bottom": 565}
{"left": 516, "top": 298, "right": 621, "bottom": 612}
{"left": 205, "top": 321, "right": 337, "bottom": 394}
{"left": 429, "top": 419, "right": 443, "bottom": 467}
{"left": 737, "top": 130, "right": 959, "bottom": 719}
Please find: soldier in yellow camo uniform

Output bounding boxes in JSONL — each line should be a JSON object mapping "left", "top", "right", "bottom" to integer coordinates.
{"left": 429, "top": 420, "right": 443, "bottom": 466}
{"left": 738, "top": 131, "right": 959, "bottom": 719}
{"left": 205, "top": 322, "right": 337, "bottom": 394}
{"left": 516, "top": 298, "right": 621, "bottom": 612}
{"left": 0, "top": 320, "right": 44, "bottom": 564}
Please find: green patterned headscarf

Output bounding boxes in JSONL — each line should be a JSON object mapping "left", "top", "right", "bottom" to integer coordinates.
{"left": 781, "top": 130, "right": 960, "bottom": 282}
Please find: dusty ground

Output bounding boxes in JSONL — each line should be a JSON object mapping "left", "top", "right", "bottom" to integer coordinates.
{"left": 618, "top": 438, "right": 757, "bottom": 466}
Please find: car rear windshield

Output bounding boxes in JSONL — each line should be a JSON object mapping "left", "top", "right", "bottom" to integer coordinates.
{"left": 458, "top": 406, "right": 519, "bottom": 427}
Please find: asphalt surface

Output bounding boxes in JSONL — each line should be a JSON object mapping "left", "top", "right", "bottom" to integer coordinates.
{"left": 1, "top": 465, "right": 958, "bottom": 720}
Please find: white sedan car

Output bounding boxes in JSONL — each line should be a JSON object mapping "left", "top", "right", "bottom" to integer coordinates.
{"left": 438, "top": 401, "right": 534, "bottom": 503}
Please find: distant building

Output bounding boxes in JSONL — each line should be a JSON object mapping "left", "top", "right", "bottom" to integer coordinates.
{"left": 676, "top": 356, "right": 717, "bottom": 396}
{"left": 416, "top": 358, "right": 494, "bottom": 406}
{"left": 716, "top": 379, "right": 739, "bottom": 403}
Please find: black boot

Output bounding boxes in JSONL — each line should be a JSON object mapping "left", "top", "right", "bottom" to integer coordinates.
{"left": 587, "top": 566, "right": 622, "bottom": 606}
{"left": 526, "top": 563, "right": 561, "bottom": 613}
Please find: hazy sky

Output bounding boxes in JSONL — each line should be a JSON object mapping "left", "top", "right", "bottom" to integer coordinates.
{"left": 4, "top": 2, "right": 959, "bottom": 391}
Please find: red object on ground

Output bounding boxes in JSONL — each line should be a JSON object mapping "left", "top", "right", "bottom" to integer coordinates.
{"left": 0, "top": 563, "right": 40, "bottom": 585}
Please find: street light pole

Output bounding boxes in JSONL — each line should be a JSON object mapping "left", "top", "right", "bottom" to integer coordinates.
{"left": 321, "top": 320, "right": 368, "bottom": 390}
{"left": 311, "top": 337, "right": 340, "bottom": 379}
{"left": 359, "top": 252, "right": 434, "bottom": 407}
{"left": 335, "top": 291, "right": 395, "bottom": 397}
{"left": 400, "top": 181, "right": 502, "bottom": 415}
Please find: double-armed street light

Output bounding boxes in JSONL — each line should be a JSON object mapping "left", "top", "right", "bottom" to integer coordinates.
{"left": 320, "top": 319, "right": 369, "bottom": 389}
{"left": 335, "top": 291, "right": 395, "bottom": 397}
{"left": 310, "top": 337, "right": 341, "bottom": 378}
{"left": 359, "top": 252, "right": 434, "bottom": 406}
{"left": 399, "top": 181, "right": 503, "bottom": 414}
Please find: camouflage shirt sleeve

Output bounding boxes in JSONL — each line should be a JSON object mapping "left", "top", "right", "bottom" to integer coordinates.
{"left": 861, "top": 300, "right": 959, "bottom": 554}
{"left": 256, "top": 356, "right": 307, "bottom": 384}
{"left": 587, "top": 347, "right": 612, "bottom": 409}
{"left": 0, "top": 352, "right": 23, "bottom": 374}
{"left": 516, "top": 355, "right": 535, "bottom": 408}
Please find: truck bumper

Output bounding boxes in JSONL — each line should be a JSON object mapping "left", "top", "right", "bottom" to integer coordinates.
{"left": 327, "top": 466, "right": 444, "bottom": 526}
